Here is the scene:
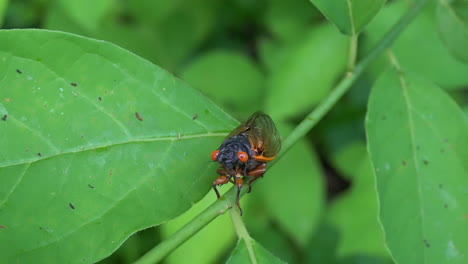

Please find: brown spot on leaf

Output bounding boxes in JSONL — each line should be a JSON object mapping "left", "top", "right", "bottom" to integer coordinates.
{"left": 135, "top": 112, "right": 143, "bottom": 121}
{"left": 4, "top": 98, "right": 10, "bottom": 102}
{"left": 109, "top": 169, "right": 113, "bottom": 175}
{"left": 444, "top": 204, "right": 448, "bottom": 209}
{"left": 37, "top": 153, "right": 42, "bottom": 157}
{"left": 402, "top": 160, "right": 407, "bottom": 166}
{"left": 423, "top": 239, "right": 430, "bottom": 248}
{"left": 192, "top": 114, "right": 198, "bottom": 120}
{"left": 0, "top": 225, "right": 5, "bottom": 229}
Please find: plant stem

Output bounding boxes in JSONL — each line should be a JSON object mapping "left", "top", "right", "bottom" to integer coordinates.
{"left": 230, "top": 209, "right": 257, "bottom": 264}
{"left": 133, "top": 1, "right": 430, "bottom": 263}
{"left": 133, "top": 186, "right": 245, "bottom": 264}
{"left": 348, "top": 33, "right": 359, "bottom": 71}
{"left": 271, "top": 0, "right": 430, "bottom": 166}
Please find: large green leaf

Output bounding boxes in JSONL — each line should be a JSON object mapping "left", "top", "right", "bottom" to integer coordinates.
{"left": 437, "top": 0, "right": 468, "bottom": 64}
{"left": 309, "top": 0, "right": 386, "bottom": 35}
{"left": 0, "top": 29, "right": 237, "bottom": 263}
{"left": 226, "top": 238, "right": 286, "bottom": 264}
{"left": 366, "top": 68, "right": 468, "bottom": 263}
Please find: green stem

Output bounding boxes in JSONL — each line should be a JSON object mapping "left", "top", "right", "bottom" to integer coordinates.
{"left": 230, "top": 210, "right": 257, "bottom": 264}
{"left": 133, "top": 1, "right": 430, "bottom": 263}
{"left": 133, "top": 187, "right": 245, "bottom": 264}
{"left": 348, "top": 33, "right": 359, "bottom": 71}
{"left": 271, "top": 0, "right": 429, "bottom": 166}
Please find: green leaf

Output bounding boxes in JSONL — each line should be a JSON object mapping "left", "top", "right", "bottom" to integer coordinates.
{"left": 327, "top": 141, "right": 390, "bottom": 259}
{"left": 309, "top": 0, "right": 386, "bottom": 35}
{"left": 0, "top": 0, "right": 7, "bottom": 28}
{"left": 437, "top": 0, "right": 468, "bottom": 63}
{"left": 263, "top": 0, "right": 321, "bottom": 42}
{"left": 257, "top": 124, "right": 324, "bottom": 247}
{"left": 55, "top": 0, "right": 114, "bottom": 32}
{"left": 265, "top": 23, "right": 348, "bottom": 120}
{"left": 44, "top": 1, "right": 217, "bottom": 71}
{"left": 226, "top": 238, "right": 286, "bottom": 264}
{"left": 366, "top": 68, "right": 468, "bottom": 263}
{"left": 364, "top": 1, "right": 468, "bottom": 89}
{"left": 242, "top": 196, "right": 297, "bottom": 263}
{"left": 0, "top": 29, "right": 237, "bottom": 263}
{"left": 180, "top": 50, "right": 264, "bottom": 119}
{"left": 329, "top": 141, "right": 368, "bottom": 181}
{"left": 160, "top": 192, "right": 235, "bottom": 264}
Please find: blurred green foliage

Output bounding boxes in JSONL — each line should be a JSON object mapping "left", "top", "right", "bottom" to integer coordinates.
{"left": 1, "top": 0, "right": 467, "bottom": 263}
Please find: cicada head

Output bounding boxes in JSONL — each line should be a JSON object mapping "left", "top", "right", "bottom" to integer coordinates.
{"left": 211, "top": 134, "right": 255, "bottom": 175}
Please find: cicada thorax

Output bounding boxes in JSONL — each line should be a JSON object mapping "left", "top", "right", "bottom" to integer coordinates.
{"left": 214, "top": 133, "right": 261, "bottom": 176}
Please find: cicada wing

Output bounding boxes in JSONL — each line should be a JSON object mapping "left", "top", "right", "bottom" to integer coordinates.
{"left": 246, "top": 112, "right": 281, "bottom": 159}
{"left": 225, "top": 111, "right": 281, "bottom": 159}
{"left": 225, "top": 111, "right": 262, "bottom": 139}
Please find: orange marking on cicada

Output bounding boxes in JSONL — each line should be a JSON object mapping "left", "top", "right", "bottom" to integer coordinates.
{"left": 211, "top": 150, "right": 220, "bottom": 161}
{"left": 253, "top": 154, "right": 276, "bottom": 162}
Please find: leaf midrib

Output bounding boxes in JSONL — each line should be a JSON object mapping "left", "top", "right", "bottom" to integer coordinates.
{"left": 398, "top": 69, "right": 428, "bottom": 263}
{"left": 0, "top": 131, "right": 228, "bottom": 168}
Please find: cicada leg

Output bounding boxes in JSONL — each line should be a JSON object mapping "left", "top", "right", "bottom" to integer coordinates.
{"left": 234, "top": 175, "right": 244, "bottom": 216}
{"left": 246, "top": 163, "right": 266, "bottom": 193}
{"left": 213, "top": 175, "right": 230, "bottom": 199}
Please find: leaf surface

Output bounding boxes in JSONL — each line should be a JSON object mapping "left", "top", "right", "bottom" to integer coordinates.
{"left": 437, "top": 0, "right": 468, "bottom": 63}
{"left": 309, "top": 0, "right": 386, "bottom": 34}
{"left": 366, "top": 68, "right": 468, "bottom": 263}
{"left": 0, "top": 29, "right": 237, "bottom": 263}
{"left": 226, "top": 238, "right": 286, "bottom": 264}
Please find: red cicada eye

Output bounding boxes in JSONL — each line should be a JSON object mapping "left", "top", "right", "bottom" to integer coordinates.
{"left": 237, "top": 151, "right": 249, "bottom": 163}
{"left": 211, "top": 150, "right": 220, "bottom": 161}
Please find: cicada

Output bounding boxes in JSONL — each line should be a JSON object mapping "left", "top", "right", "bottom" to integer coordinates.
{"left": 211, "top": 111, "right": 281, "bottom": 215}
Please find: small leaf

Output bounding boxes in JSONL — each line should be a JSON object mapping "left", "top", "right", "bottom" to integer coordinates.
{"left": 257, "top": 124, "right": 324, "bottom": 247}
{"left": 0, "top": 29, "right": 237, "bottom": 263}
{"left": 309, "top": 0, "right": 386, "bottom": 35}
{"left": 226, "top": 238, "right": 286, "bottom": 264}
{"left": 263, "top": 0, "right": 321, "bottom": 41}
{"left": 180, "top": 50, "right": 264, "bottom": 119}
{"left": 327, "top": 141, "right": 390, "bottom": 259}
{"left": 0, "top": 0, "right": 7, "bottom": 28}
{"left": 55, "top": 0, "right": 114, "bottom": 32}
{"left": 160, "top": 192, "right": 235, "bottom": 264}
{"left": 437, "top": 0, "right": 468, "bottom": 63}
{"left": 366, "top": 68, "right": 468, "bottom": 263}
{"left": 364, "top": 1, "right": 468, "bottom": 89}
{"left": 265, "top": 23, "right": 348, "bottom": 120}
